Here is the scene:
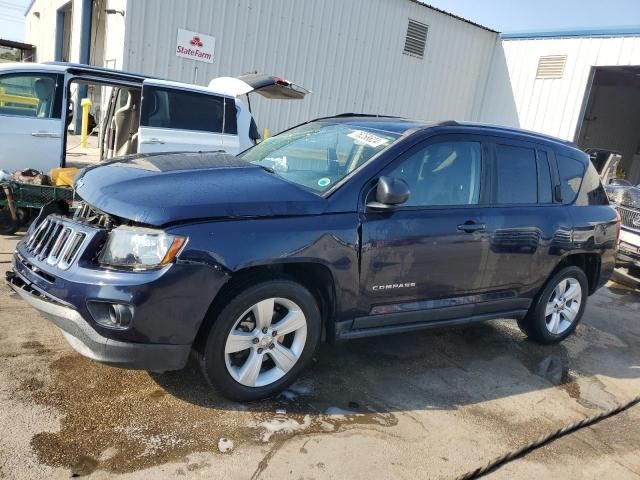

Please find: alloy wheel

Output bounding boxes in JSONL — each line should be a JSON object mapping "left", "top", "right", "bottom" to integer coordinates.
{"left": 224, "top": 297, "right": 307, "bottom": 387}
{"left": 545, "top": 277, "right": 582, "bottom": 335}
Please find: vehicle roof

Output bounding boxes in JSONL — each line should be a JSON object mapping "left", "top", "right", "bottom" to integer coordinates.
{"left": 442, "top": 121, "right": 578, "bottom": 149}
{"left": 316, "top": 114, "right": 434, "bottom": 134}
{"left": 0, "top": 62, "right": 235, "bottom": 98}
{"left": 317, "top": 115, "right": 579, "bottom": 151}
{"left": 0, "top": 61, "right": 149, "bottom": 80}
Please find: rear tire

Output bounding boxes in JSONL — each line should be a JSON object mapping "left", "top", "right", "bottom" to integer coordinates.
{"left": 518, "top": 266, "right": 588, "bottom": 344}
{"left": 199, "top": 279, "right": 321, "bottom": 402}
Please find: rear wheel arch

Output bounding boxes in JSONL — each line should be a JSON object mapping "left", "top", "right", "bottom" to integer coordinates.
{"left": 549, "top": 253, "right": 601, "bottom": 295}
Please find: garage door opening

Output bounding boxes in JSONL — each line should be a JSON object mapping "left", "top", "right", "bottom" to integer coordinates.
{"left": 575, "top": 66, "right": 640, "bottom": 185}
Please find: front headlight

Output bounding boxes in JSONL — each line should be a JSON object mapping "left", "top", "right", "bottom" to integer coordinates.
{"left": 99, "top": 226, "right": 186, "bottom": 270}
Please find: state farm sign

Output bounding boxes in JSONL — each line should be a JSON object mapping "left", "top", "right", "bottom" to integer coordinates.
{"left": 176, "top": 28, "right": 215, "bottom": 63}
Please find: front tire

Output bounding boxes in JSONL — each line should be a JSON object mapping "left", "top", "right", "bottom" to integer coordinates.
{"left": 518, "top": 266, "right": 588, "bottom": 344}
{"left": 199, "top": 279, "right": 321, "bottom": 401}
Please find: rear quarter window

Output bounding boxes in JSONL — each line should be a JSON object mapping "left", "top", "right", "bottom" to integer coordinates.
{"left": 557, "top": 155, "right": 585, "bottom": 204}
{"left": 577, "top": 162, "right": 609, "bottom": 206}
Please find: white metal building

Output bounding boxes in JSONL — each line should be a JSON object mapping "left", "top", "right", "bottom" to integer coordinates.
{"left": 23, "top": 0, "right": 517, "bottom": 135}
{"left": 502, "top": 28, "right": 640, "bottom": 184}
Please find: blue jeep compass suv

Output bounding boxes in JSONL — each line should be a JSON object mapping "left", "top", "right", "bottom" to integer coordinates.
{"left": 7, "top": 115, "right": 619, "bottom": 401}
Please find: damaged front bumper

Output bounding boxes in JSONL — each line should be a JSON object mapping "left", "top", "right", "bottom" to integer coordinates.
{"left": 6, "top": 270, "right": 191, "bottom": 370}
{"left": 617, "top": 229, "right": 640, "bottom": 268}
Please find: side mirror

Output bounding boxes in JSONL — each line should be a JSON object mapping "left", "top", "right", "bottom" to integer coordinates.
{"left": 367, "top": 176, "right": 410, "bottom": 210}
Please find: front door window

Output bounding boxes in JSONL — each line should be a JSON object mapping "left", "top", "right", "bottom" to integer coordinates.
{"left": 387, "top": 141, "right": 482, "bottom": 207}
{"left": 0, "top": 73, "right": 63, "bottom": 119}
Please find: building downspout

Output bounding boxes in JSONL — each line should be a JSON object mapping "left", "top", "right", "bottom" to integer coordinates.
{"left": 74, "top": 0, "right": 93, "bottom": 134}
{"left": 54, "top": 8, "right": 65, "bottom": 62}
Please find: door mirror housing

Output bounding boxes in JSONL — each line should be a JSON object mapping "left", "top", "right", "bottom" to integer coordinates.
{"left": 367, "top": 176, "right": 410, "bottom": 209}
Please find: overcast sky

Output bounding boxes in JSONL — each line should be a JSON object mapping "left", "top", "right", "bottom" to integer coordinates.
{"left": 1, "top": 0, "right": 639, "bottom": 43}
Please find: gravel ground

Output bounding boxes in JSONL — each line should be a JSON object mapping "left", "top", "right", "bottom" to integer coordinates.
{"left": 1, "top": 233, "right": 639, "bottom": 479}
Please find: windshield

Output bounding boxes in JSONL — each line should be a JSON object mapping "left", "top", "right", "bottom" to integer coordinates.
{"left": 239, "top": 121, "right": 400, "bottom": 193}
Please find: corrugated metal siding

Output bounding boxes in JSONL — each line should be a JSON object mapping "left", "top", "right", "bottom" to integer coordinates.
{"left": 503, "top": 36, "right": 640, "bottom": 141}
{"left": 122, "top": 0, "right": 498, "bottom": 134}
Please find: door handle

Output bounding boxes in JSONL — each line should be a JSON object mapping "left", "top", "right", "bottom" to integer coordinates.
{"left": 457, "top": 222, "right": 486, "bottom": 233}
{"left": 31, "top": 131, "right": 60, "bottom": 138}
{"left": 141, "top": 138, "right": 165, "bottom": 145}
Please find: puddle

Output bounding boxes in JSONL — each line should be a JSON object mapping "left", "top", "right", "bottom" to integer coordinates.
{"left": 21, "top": 353, "right": 398, "bottom": 475}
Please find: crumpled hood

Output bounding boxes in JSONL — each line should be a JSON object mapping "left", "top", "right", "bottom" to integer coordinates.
{"left": 74, "top": 152, "right": 326, "bottom": 226}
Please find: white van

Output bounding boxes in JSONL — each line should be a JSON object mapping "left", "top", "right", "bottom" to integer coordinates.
{"left": 0, "top": 62, "right": 308, "bottom": 172}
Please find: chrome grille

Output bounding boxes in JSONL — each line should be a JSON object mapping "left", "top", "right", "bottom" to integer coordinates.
{"left": 24, "top": 217, "right": 87, "bottom": 270}
{"left": 616, "top": 206, "right": 640, "bottom": 231}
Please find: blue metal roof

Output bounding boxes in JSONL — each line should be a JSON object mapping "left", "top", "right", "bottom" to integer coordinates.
{"left": 502, "top": 26, "right": 640, "bottom": 40}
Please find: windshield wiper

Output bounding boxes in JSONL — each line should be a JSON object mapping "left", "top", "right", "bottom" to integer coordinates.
{"left": 255, "top": 164, "right": 276, "bottom": 174}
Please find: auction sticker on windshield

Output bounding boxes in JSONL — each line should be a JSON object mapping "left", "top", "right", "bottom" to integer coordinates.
{"left": 347, "top": 130, "right": 389, "bottom": 148}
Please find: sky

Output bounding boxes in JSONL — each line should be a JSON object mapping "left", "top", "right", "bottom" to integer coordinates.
{"left": 426, "top": 0, "right": 640, "bottom": 33}
{"left": 1, "top": 0, "right": 640, "bottom": 43}
{"left": 0, "top": 0, "right": 30, "bottom": 42}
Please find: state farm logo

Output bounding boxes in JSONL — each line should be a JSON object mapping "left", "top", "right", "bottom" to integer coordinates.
{"left": 176, "top": 29, "right": 215, "bottom": 63}
{"left": 189, "top": 36, "right": 204, "bottom": 48}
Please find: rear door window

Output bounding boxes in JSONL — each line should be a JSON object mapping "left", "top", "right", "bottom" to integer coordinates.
{"left": 557, "top": 155, "right": 585, "bottom": 204}
{"left": 140, "top": 85, "right": 236, "bottom": 134}
{"left": 494, "top": 144, "right": 538, "bottom": 204}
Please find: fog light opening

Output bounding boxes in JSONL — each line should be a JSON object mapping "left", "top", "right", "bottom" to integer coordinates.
{"left": 88, "top": 301, "right": 134, "bottom": 330}
{"left": 107, "top": 304, "right": 133, "bottom": 328}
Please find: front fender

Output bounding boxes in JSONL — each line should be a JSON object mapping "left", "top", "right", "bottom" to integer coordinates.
{"left": 168, "top": 213, "right": 361, "bottom": 318}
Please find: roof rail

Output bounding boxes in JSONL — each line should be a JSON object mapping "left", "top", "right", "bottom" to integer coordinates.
{"left": 332, "top": 112, "right": 404, "bottom": 119}
{"left": 435, "top": 121, "right": 577, "bottom": 147}
{"left": 42, "top": 61, "right": 155, "bottom": 80}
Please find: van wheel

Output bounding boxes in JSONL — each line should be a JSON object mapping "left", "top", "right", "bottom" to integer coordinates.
{"left": 518, "top": 266, "right": 588, "bottom": 344}
{"left": 199, "top": 279, "right": 321, "bottom": 401}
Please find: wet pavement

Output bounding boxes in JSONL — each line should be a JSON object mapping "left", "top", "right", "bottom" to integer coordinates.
{"left": 1, "top": 233, "right": 639, "bottom": 479}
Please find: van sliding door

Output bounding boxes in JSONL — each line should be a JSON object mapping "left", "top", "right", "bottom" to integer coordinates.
{"left": 139, "top": 79, "right": 239, "bottom": 155}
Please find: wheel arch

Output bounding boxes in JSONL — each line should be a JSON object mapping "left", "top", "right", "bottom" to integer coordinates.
{"left": 193, "top": 261, "right": 337, "bottom": 350}
{"left": 550, "top": 252, "right": 601, "bottom": 295}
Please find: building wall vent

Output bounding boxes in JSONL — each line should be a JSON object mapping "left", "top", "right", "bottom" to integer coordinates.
{"left": 403, "top": 19, "right": 428, "bottom": 58}
{"left": 536, "top": 55, "right": 568, "bottom": 79}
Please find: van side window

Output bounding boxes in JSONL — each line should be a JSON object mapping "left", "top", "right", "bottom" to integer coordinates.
{"left": 389, "top": 141, "right": 482, "bottom": 207}
{"left": 140, "top": 86, "right": 227, "bottom": 134}
{"left": 557, "top": 155, "right": 585, "bottom": 204}
{"left": 494, "top": 144, "right": 537, "bottom": 204}
{"left": 0, "top": 73, "right": 63, "bottom": 119}
{"left": 536, "top": 150, "right": 553, "bottom": 204}
{"left": 223, "top": 98, "right": 238, "bottom": 134}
